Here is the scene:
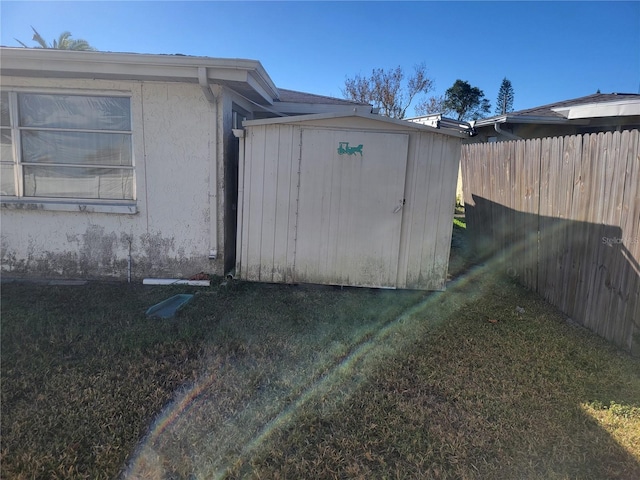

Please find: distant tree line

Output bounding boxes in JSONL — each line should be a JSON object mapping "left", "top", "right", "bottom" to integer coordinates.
{"left": 343, "top": 65, "right": 516, "bottom": 121}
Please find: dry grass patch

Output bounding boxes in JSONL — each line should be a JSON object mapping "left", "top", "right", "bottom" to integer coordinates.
{"left": 1, "top": 284, "right": 206, "bottom": 479}
{"left": 2, "top": 223, "right": 639, "bottom": 479}
{"left": 235, "top": 279, "right": 640, "bottom": 480}
{"left": 1, "top": 280, "right": 425, "bottom": 479}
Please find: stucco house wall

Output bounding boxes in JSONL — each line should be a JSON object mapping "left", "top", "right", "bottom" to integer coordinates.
{"left": 1, "top": 75, "right": 226, "bottom": 279}
{"left": 0, "top": 48, "right": 377, "bottom": 282}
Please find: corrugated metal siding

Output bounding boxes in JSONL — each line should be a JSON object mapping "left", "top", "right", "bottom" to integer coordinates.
{"left": 294, "top": 129, "right": 408, "bottom": 287}
{"left": 237, "top": 120, "right": 461, "bottom": 290}
{"left": 237, "top": 124, "right": 299, "bottom": 282}
{"left": 397, "top": 132, "right": 460, "bottom": 289}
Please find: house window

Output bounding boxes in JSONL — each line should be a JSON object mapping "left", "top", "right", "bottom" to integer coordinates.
{"left": 1, "top": 91, "right": 134, "bottom": 201}
{"left": 0, "top": 92, "right": 15, "bottom": 195}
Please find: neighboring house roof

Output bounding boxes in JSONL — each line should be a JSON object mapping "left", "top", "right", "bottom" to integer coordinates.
{"left": 277, "top": 89, "right": 368, "bottom": 106}
{"left": 475, "top": 92, "right": 640, "bottom": 127}
{"left": 0, "top": 47, "right": 278, "bottom": 105}
{"left": 264, "top": 88, "right": 373, "bottom": 116}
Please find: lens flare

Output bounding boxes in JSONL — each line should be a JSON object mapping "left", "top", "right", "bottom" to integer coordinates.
{"left": 124, "top": 262, "right": 502, "bottom": 479}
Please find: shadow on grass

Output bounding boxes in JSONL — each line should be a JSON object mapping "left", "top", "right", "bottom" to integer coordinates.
{"left": 222, "top": 272, "right": 640, "bottom": 480}
{"left": 465, "top": 195, "right": 640, "bottom": 355}
{"left": 121, "top": 259, "right": 639, "bottom": 478}
{"left": 2, "top": 242, "right": 639, "bottom": 479}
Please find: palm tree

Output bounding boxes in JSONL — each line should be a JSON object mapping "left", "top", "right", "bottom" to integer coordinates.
{"left": 16, "top": 26, "right": 96, "bottom": 51}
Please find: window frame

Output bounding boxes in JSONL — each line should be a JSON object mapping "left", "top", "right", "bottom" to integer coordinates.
{"left": 1, "top": 87, "right": 137, "bottom": 214}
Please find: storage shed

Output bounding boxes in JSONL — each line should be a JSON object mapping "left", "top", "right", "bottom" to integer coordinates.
{"left": 235, "top": 110, "right": 464, "bottom": 290}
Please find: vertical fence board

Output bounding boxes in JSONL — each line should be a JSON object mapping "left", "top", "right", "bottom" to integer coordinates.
{"left": 596, "top": 132, "right": 627, "bottom": 343}
{"left": 559, "top": 136, "right": 576, "bottom": 313}
{"left": 566, "top": 134, "right": 589, "bottom": 323}
{"left": 572, "top": 133, "right": 599, "bottom": 327}
{"left": 618, "top": 130, "right": 640, "bottom": 353}
{"left": 525, "top": 139, "right": 541, "bottom": 289}
{"left": 462, "top": 129, "right": 640, "bottom": 354}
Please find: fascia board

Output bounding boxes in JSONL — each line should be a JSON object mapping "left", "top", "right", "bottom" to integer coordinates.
{"left": 3, "top": 57, "right": 203, "bottom": 82}
{"left": 205, "top": 67, "right": 251, "bottom": 83}
{"left": 473, "top": 116, "right": 509, "bottom": 127}
{"left": 246, "top": 72, "right": 276, "bottom": 105}
{"left": 552, "top": 100, "right": 640, "bottom": 119}
{"left": 248, "top": 62, "right": 279, "bottom": 101}
{"left": 0, "top": 47, "right": 279, "bottom": 102}
{"left": 1, "top": 47, "right": 264, "bottom": 70}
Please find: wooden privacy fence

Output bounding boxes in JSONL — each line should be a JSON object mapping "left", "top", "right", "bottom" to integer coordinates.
{"left": 461, "top": 130, "right": 640, "bottom": 355}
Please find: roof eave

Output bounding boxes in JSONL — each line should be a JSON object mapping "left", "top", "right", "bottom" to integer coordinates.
{"left": 0, "top": 47, "right": 279, "bottom": 105}
{"left": 552, "top": 100, "right": 640, "bottom": 119}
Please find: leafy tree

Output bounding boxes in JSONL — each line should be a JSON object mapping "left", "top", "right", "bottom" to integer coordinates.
{"left": 414, "top": 95, "right": 451, "bottom": 116}
{"left": 16, "top": 26, "right": 95, "bottom": 51}
{"left": 495, "top": 77, "right": 515, "bottom": 115}
{"left": 342, "top": 63, "right": 434, "bottom": 119}
{"left": 443, "top": 79, "right": 490, "bottom": 121}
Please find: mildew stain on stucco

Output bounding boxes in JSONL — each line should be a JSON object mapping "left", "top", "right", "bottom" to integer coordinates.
{"left": 1, "top": 226, "right": 210, "bottom": 280}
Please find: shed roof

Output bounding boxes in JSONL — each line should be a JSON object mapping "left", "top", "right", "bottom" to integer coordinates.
{"left": 243, "top": 110, "right": 468, "bottom": 138}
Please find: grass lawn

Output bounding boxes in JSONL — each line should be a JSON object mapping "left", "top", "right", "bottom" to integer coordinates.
{"left": 1, "top": 219, "right": 639, "bottom": 479}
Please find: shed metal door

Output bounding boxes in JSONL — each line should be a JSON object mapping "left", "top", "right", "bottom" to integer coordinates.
{"left": 294, "top": 129, "right": 409, "bottom": 288}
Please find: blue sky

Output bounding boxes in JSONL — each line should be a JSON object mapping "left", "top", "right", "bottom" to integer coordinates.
{"left": 2, "top": 1, "right": 639, "bottom": 117}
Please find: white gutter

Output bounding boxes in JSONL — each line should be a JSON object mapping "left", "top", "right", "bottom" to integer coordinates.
{"left": 494, "top": 123, "right": 521, "bottom": 140}
{"left": 198, "top": 67, "right": 216, "bottom": 103}
{"left": 196, "top": 67, "right": 219, "bottom": 261}
{"left": 475, "top": 114, "right": 589, "bottom": 127}
{"left": 233, "top": 129, "right": 245, "bottom": 280}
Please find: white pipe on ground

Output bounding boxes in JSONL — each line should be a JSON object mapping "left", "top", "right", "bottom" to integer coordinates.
{"left": 142, "top": 279, "right": 211, "bottom": 287}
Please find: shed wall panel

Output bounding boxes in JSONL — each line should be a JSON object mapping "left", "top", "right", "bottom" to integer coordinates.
{"left": 239, "top": 124, "right": 300, "bottom": 282}
{"left": 294, "top": 129, "right": 408, "bottom": 287}
{"left": 271, "top": 125, "right": 297, "bottom": 283}
{"left": 398, "top": 133, "right": 460, "bottom": 289}
{"left": 258, "top": 126, "right": 281, "bottom": 281}
{"left": 241, "top": 125, "right": 266, "bottom": 280}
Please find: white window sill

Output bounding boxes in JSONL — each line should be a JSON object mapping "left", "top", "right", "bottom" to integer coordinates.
{"left": 1, "top": 198, "right": 138, "bottom": 214}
